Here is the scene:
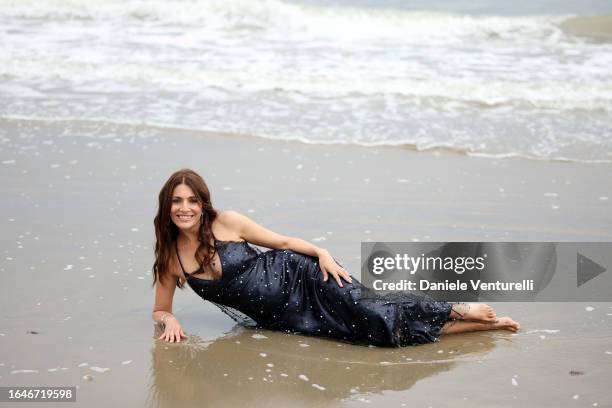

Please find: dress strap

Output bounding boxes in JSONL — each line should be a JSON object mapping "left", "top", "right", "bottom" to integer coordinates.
{"left": 174, "top": 241, "right": 191, "bottom": 278}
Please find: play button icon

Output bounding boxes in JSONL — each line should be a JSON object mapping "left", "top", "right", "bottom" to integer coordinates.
{"left": 577, "top": 253, "right": 606, "bottom": 287}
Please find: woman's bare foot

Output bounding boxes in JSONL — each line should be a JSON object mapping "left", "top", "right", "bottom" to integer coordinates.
{"left": 452, "top": 303, "right": 497, "bottom": 323}
{"left": 492, "top": 316, "right": 520, "bottom": 332}
{"left": 440, "top": 315, "right": 521, "bottom": 335}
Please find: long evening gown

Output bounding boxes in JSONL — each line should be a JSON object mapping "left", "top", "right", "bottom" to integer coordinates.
{"left": 176, "top": 239, "right": 452, "bottom": 347}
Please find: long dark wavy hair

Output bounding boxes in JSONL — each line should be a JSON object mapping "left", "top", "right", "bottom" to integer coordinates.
{"left": 152, "top": 169, "right": 218, "bottom": 289}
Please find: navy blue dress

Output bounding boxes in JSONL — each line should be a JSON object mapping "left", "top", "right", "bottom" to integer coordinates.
{"left": 177, "top": 239, "right": 452, "bottom": 347}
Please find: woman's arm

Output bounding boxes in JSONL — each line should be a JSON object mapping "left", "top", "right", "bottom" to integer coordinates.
{"left": 152, "top": 267, "right": 187, "bottom": 342}
{"left": 220, "top": 210, "right": 352, "bottom": 287}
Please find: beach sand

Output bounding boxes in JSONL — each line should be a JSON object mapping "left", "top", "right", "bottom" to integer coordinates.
{"left": 1, "top": 117, "right": 611, "bottom": 407}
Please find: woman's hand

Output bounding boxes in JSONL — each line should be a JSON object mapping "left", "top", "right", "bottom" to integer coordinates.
{"left": 318, "top": 251, "right": 353, "bottom": 287}
{"left": 158, "top": 315, "right": 187, "bottom": 343}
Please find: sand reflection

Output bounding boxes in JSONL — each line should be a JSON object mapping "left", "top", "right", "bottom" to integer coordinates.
{"left": 148, "top": 325, "right": 495, "bottom": 408}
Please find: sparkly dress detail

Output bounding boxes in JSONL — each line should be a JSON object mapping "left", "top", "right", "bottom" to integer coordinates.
{"left": 177, "top": 239, "right": 452, "bottom": 347}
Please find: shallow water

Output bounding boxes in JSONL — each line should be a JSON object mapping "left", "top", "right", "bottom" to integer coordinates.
{"left": 1, "top": 0, "right": 612, "bottom": 161}
{"left": 1, "top": 119, "right": 611, "bottom": 406}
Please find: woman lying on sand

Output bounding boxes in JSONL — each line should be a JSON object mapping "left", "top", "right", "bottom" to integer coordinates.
{"left": 152, "top": 169, "right": 520, "bottom": 346}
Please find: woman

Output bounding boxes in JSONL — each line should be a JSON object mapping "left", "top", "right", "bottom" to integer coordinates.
{"left": 152, "top": 169, "right": 520, "bottom": 346}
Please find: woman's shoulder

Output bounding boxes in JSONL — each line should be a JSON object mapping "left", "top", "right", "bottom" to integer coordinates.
{"left": 215, "top": 210, "right": 249, "bottom": 228}
{"left": 166, "top": 252, "right": 181, "bottom": 278}
{"left": 155, "top": 254, "right": 183, "bottom": 287}
{"left": 213, "top": 210, "right": 247, "bottom": 241}
{"left": 216, "top": 209, "right": 242, "bottom": 222}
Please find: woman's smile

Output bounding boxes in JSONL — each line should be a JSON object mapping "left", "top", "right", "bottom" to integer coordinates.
{"left": 170, "top": 184, "right": 203, "bottom": 229}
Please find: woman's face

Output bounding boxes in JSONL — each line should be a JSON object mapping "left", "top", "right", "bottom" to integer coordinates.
{"left": 170, "top": 184, "right": 202, "bottom": 231}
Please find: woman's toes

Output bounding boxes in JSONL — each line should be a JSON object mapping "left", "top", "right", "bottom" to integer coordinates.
{"left": 495, "top": 316, "right": 520, "bottom": 331}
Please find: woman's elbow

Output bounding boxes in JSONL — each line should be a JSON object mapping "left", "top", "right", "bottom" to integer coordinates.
{"left": 278, "top": 237, "right": 292, "bottom": 250}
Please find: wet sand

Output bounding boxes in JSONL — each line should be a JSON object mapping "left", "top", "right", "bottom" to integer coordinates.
{"left": 1, "top": 117, "right": 611, "bottom": 407}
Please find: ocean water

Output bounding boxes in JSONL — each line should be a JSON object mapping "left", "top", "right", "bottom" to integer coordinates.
{"left": 1, "top": 0, "right": 612, "bottom": 162}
